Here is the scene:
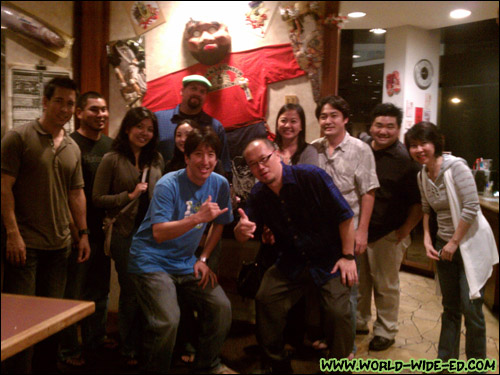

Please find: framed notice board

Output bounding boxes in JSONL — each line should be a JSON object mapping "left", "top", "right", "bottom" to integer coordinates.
{"left": 7, "top": 66, "right": 74, "bottom": 133}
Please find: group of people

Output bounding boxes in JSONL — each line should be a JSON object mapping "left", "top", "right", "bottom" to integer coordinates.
{"left": 1, "top": 73, "right": 497, "bottom": 374}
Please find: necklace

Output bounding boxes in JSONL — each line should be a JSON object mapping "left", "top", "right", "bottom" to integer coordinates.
{"left": 427, "top": 156, "right": 443, "bottom": 182}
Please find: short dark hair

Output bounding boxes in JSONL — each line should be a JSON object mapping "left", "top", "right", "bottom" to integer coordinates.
{"left": 274, "top": 103, "right": 308, "bottom": 165}
{"left": 184, "top": 126, "right": 221, "bottom": 158}
{"left": 315, "top": 95, "right": 350, "bottom": 120}
{"left": 370, "top": 103, "right": 403, "bottom": 128}
{"left": 112, "top": 107, "right": 160, "bottom": 168}
{"left": 76, "top": 91, "right": 104, "bottom": 110}
{"left": 44, "top": 76, "right": 78, "bottom": 100}
{"left": 404, "top": 121, "right": 444, "bottom": 156}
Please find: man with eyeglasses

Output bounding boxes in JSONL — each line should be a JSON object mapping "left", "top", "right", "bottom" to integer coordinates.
{"left": 234, "top": 138, "right": 357, "bottom": 373}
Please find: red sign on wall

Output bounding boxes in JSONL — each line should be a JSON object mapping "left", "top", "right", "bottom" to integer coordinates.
{"left": 415, "top": 107, "right": 423, "bottom": 124}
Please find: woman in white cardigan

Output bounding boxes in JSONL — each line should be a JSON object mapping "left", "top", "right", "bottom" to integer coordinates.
{"left": 404, "top": 122, "right": 498, "bottom": 364}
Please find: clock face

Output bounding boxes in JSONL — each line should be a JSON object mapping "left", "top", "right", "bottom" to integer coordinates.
{"left": 414, "top": 59, "right": 433, "bottom": 89}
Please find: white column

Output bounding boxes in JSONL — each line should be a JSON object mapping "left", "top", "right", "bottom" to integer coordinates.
{"left": 383, "top": 26, "right": 440, "bottom": 141}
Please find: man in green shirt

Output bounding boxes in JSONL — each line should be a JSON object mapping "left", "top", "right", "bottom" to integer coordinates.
{"left": 1, "top": 77, "right": 90, "bottom": 373}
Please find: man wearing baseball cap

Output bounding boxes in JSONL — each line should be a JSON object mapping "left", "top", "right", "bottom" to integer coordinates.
{"left": 155, "top": 74, "right": 231, "bottom": 176}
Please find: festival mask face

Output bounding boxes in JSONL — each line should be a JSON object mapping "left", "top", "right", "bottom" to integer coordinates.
{"left": 184, "top": 20, "right": 231, "bottom": 65}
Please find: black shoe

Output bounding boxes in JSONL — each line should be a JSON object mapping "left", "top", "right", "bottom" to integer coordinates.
{"left": 270, "top": 359, "right": 293, "bottom": 374}
{"left": 369, "top": 336, "right": 395, "bottom": 351}
{"left": 356, "top": 329, "right": 369, "bottom": 335}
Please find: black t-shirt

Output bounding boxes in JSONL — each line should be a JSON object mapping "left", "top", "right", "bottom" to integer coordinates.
{"left": 70, "top": 131, "right": 113, "bottom": 238}
{"left": 365, "top": 138, "right": 421, "bottom": 243}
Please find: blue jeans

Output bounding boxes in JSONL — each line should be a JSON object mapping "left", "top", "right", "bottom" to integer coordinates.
{"left": 110, "top": 231, "right": 144, "bottom": 358}
{"left": 435, "top": 237, "right": 486, "bottom": 361}
{"left": 59, "top": 236, "right": 111, "bottom": 359}
{"left": 131, "top": 271, "right": 231, "bottom": 373}
{"left": 3, "top": 246, "right": 71, "bottom": 373}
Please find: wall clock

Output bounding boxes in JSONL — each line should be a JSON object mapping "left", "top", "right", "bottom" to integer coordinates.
{"left": 414, "top": 59, "right": 433, "bottom": 89}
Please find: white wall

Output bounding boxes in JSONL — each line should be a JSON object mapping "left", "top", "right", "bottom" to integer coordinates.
{"left": 2, "top": 1, "right": 73, "bottom": 136}
{"left": 383, "top": 26, "right": 440, "bottom": 140}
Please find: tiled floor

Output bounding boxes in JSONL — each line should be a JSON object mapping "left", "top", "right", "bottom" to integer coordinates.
{"left": 351, "top": 271, "right": 499, "bottom": 374}
{"left": 227, "top": 270, "right": 499, "bottom": 374}
{"left": 54, "top": 270, "right": 499, "bottom": 374}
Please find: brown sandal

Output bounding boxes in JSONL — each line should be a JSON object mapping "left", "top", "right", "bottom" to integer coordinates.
{"left": 61, "top": 355, "right": 85, "bottom": 367}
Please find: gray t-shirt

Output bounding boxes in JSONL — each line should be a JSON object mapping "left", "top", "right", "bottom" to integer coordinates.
{"left": 1, "top": 120, "right": 84, "bottom": 250}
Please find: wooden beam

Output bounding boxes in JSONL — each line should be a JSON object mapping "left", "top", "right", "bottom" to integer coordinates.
{"left": 321, "top": 1, "right": 341, "bottom": 97}
{"left": 72, "top": 1, "right": 110, "bottom": 133}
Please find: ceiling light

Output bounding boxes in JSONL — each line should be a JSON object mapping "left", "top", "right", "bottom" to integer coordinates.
{"left": 450, "top": 97, "right": 461, "bottom": 104}
{"left": 450, "top": 9, "right": 471, "bottom": 19}
{"left": 352, "top": 54, "right": 360, "bottom": 59}
{"left": 348, "top": 12, "right": 366, "bottom": 18}
{"left": 370, "top": 28, "right": 386, "bottom": 34}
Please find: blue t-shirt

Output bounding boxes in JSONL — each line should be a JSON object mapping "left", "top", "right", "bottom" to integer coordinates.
{"left": 128, "top": 169, "right": 233, "bottom": 275}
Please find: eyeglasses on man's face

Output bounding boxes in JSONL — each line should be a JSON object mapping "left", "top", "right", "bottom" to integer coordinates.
{"left": 247, "top": 151, "right": 275, "bottom": 169}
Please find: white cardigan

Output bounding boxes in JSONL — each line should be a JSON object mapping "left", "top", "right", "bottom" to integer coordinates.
{"left": 443, "top": 169, "right": 499, "bottom": 299}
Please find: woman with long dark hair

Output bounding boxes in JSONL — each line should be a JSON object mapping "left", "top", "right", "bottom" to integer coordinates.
{"left": 164, "top": 119, "right": 197, "bottom": 173}
{"left": 93, "top": 107, "right": 164, "bottom": 366}
{"left": 274, "top": 103, "right": 318, "bottom": 166}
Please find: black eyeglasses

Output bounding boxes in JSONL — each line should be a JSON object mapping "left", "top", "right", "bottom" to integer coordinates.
{"left": 247, "top": 151, "right": 275, "bottom": 169}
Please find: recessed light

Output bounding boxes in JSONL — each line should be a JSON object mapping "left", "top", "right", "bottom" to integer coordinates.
{"left": 348, "top": 12, "right": 366, "bottom": 18}
{"left": 450, "top": 97, "right": 461, "bottom": 104}
{"left": 450, "top": 9, "right": 471, "bottom": 19}
{"left": 353, "top": 54, "right": 360, "bottom": 59}
{"left": 370, "top": 28, "right": 386, "bottom": 34}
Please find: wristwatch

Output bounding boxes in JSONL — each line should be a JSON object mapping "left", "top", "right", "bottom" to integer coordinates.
{"left": 199, "top": 256, "right": 208, "bottom": 264}
{"left": 342, "top": 254, "right": 355, "bottom": 260}
{"left": 78, "top": 228, "right": 90, "bottom": 236}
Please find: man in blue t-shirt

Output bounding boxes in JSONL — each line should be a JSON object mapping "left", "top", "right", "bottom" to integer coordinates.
{"left": 128, "top": 127, "right": 235, "bottom": 374}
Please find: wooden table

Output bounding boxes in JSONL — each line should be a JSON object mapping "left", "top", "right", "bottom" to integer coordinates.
{"left": 1, "top": 294, "right": 95, "bottom": 361}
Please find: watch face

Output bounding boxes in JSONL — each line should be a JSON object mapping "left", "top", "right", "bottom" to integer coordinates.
{"left": 414, "top": 59, "right": 433, "bottom": 89}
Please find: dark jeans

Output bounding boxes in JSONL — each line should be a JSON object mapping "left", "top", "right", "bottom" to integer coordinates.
{"left": 131, "top": 271, "right": 232, "bottom": 373}
{"left": 59, "top": 236, "right": 111, "bottom": 359}
{"left": 435, "top": 237, "right": 486, "bottom": 361}
{"left": 3, "top": 246, "right": 71, "bottom": 373}
{"left": 175, "top": 241, "right": 223, "bottom": 357}
{"left": 256, "top": 266, "right": 353, "bottom": 365}
{"left": 110, "top": 231, "right": 144, "bottom": 358}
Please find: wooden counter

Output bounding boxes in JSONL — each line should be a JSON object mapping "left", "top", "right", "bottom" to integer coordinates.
{"left": 480, "top": 196, "right": 499, "bottom": 214}
{"left": 1, "top": 294, "right": 95, "bottom": 361}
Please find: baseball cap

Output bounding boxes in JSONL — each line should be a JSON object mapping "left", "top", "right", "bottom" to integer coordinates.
{"left": 182, "top": 75, "right": 212, "bottom": 89}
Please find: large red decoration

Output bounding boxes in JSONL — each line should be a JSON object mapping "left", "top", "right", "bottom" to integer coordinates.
{"left": 142, "top": 44, "right": 305, "bottom": 130}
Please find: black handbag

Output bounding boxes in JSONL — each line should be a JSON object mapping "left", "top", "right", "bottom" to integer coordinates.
{"left": 236, "top": 260, "right": 264, "bottom": 299}
{"left": 237, "top": 242, "right": 279, "bottom": 299}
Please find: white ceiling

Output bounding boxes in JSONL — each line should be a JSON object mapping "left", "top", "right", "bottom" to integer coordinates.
{"left": 339, "top": 1, "right": 499, "bottom": 30}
